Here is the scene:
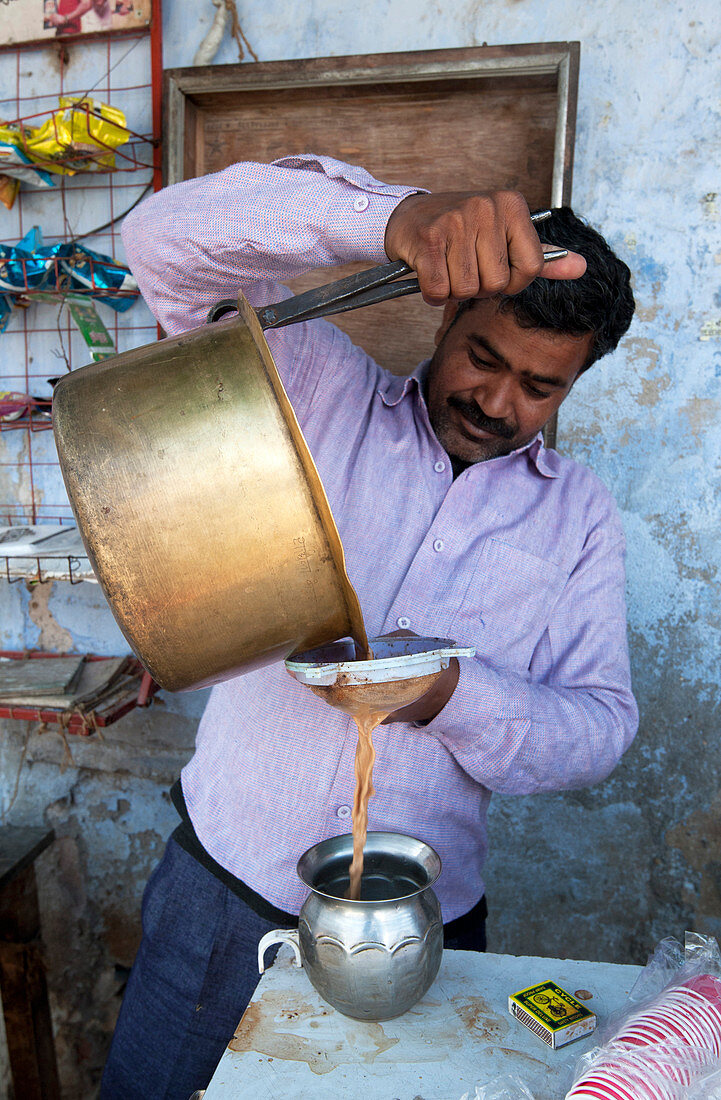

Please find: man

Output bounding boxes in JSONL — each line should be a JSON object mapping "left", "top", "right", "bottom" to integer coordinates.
{"left": 48, "top": 0, "right": 111, "bottom": 33}
{"left": 102, "top": 155, "right": 637, "bottom": 1098}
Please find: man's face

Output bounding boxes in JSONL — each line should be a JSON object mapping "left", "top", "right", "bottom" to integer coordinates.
{"left": 426, "top": 300, "right": 594, "bottom": 464}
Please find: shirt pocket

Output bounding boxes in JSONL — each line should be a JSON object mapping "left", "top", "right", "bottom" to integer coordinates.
{"left": 448, "top": 537, "right": 569, "bottom": 673}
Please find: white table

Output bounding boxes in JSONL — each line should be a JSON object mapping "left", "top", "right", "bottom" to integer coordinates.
{"left": 204, "top": 949, "right": 641, "bottom": 1099}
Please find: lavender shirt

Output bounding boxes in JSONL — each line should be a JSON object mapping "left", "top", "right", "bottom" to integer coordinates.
{"left": 121, "top": 156, "right": 638, "bottom": 921}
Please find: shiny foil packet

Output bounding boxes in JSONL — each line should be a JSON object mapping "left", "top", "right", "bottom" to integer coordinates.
{"left": 23, "top": 97, "right": 131, "bottom": 174}
{"left": 0, "top": 226, "right": 138, "bottom": 322}
{"left": 0, "top": 98, "right": 131, "bottom": 207}
{"left": 59, "top": 243, "right": 138, "bottom": 311}
{"left": 0, "top": 135, "right": 57, "bottom": 190}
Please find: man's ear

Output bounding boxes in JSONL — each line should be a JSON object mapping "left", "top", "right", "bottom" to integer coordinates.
{"left": 434, "top": 301, "right": 461, "bottom": 347}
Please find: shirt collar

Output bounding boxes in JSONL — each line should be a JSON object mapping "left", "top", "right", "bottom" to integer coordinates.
{"left": 525, "top": 435, "right": 561, "bottom": 478}
{"left": 376, "top": 361, "right": 561, "bottom": 479}
{"left": 376, "top": 362, "right": 427, "bottom": 407}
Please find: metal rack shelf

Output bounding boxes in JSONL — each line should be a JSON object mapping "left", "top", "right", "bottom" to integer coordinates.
{"left": 1, "top": 523, "right": 92, "bottom": 583}
{"left": 0, "top": 411, "right": 53, "bottom": 433}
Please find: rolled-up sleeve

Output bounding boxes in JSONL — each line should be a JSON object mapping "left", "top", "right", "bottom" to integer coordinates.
{"left": 120, "top": 155, "right": 424, "bottom": 336}
{"left": 421, "top": 503, "right": 638, "bottom": 795}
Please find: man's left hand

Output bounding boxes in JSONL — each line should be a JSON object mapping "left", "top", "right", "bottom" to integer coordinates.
{"left": 377, "top": 630, "right": 460, "bottom": 725}
{"left": 382, "top": 658, "right": 459, "bottom": 725}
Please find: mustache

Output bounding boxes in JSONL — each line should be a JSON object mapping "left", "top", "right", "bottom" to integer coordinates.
{"left": 448, "top": 396, "right": 516, "bottom": 440}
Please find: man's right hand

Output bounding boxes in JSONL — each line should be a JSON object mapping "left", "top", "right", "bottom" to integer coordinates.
{"left": 383, "top": 191, "right": 587, "bottom": 306}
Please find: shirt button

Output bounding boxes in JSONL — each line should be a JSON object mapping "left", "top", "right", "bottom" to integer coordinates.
{"left": 353, "top": 195, "right": 369, "bottom": 212}
{"left": 397, "top": 616, "right": 411, "bottom": 629}
{"left": 433, "top": 539, "right": 445, "bottom": 553}
{"left": 336, "top": 805, "right": 352, "bottom": 819}
{"left": 434, "top": 460, "right": 446, "bottom": 473}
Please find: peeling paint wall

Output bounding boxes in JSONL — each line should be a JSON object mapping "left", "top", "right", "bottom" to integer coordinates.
{"left": 0, "top": 1, "right": 719, "bottom": 1095}
{"left": 0, "top": 669, "right": 205, "bottom": 1097}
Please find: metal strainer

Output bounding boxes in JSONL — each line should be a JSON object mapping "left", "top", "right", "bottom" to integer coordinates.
{"left": 285, "top": 636, "right": 475, "bottom": 715}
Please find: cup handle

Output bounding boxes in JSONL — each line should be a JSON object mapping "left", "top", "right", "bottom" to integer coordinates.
{"left": 258, "top": 928, "right": 302, "bottom": 974}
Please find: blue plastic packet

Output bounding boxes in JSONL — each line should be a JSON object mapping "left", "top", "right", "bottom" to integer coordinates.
{"left": 59, "top": 243, "right": 138, "bottom": 312}
{"left": 0, "top": 226, "right": 57, "bottom": 293}
{"left": 0, "top": 227, "right": 137, "bottom": 312}
{"left": 0, "top": 294, "right": 12, "bottom": 333}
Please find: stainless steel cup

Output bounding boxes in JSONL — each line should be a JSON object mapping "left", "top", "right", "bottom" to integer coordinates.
{"left": 258, "top": 832, "right": 443, "bottom": 1021}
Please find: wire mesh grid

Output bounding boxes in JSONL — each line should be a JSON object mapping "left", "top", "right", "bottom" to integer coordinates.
{"left": 0, "top": 25, "right": 161, "bottom": 542}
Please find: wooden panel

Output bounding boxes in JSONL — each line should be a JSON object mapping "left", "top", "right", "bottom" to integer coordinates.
{"left": 164, "top": 46, "right": 578, "bottom": 378}
{"left": 193, "top": 76, "right": 558, "bottom": 194}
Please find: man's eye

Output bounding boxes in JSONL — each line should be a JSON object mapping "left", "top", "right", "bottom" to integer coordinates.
{"left": 525, "top": 384, "right": 552, "bottom": 399}
{"left": 468, "top": 349, "right": 494, "bottom": 369}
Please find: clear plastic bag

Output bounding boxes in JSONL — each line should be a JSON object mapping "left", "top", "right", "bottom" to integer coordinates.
{"left": 687, "top": 1066, "right": 721, "bottom": 1099}
{"left": 567, "top": 932, "right": 721, "bottom": 1099}
{"left": 460, "top": 1074, "right": 536, "bottom": 1100}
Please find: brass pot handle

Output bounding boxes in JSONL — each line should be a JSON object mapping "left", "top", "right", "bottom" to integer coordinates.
{"left": 206, "top": 298, "right": 242, "bottom": 324}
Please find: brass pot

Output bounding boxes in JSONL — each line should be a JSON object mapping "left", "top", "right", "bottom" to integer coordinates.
{"left": 52, "top": 263, "right": 420, "bottom": 691}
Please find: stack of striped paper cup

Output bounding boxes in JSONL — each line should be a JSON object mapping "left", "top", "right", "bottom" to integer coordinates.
{"left": 566, "top": 974, "right": 721, "bottom": 1099}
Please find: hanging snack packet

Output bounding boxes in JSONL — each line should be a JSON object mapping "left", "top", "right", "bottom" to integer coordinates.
{"left": 0, "top": 127, "right": 57, "bottom": 188}
{"left": 24, "top": 97, "right": 131, "bottom": 174}
{"left": 59, "top": 243, "right": 138, "bottom": 311}
{"left": 0, "top": 97, "right": 131, "bottom": 192}
{"left": 0, "top": 295, "right": 13, "bottom": 334}
{"left": 66, "top": 297, "right": 116, "bottom": 359}
{"left": 32, "top": 292, "right": 117, "bottom": 359}
{"left": 0, "top": 226, "right": 57, "bottom": 294}
{"left": 0, "top": 174, "right": 21, "bottom": 211}
{"left": 0, "top": 228, "right": 138, "bottom": 321}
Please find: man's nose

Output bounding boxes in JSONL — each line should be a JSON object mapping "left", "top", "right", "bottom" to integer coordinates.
{"left": 473, "top": 377, "right": 514, "bottom": 421}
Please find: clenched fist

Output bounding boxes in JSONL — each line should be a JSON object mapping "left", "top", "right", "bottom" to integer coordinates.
{"left": 384, "top": 191, "right": 587, "bottom": 306}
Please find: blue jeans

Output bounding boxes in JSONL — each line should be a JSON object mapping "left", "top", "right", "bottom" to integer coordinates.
{"left": 101, "top": 838, "right": 283, "bottom": 1099}
{"left": 101, "top": 835, "right": 486, "bottom": 1099}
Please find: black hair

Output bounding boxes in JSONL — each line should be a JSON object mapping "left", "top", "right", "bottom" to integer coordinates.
{"left": 460, "top": 207, "right": 635, "bottom": 373}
